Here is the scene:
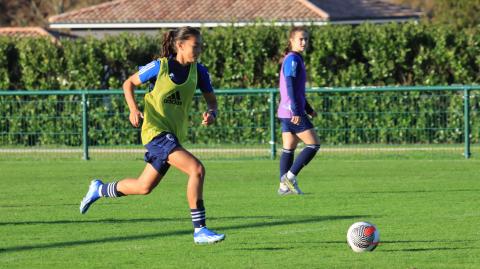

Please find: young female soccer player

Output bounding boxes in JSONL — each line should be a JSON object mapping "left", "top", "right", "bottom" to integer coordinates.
{"left": 79, "top": 27, "right": 225, "bottom": 244}
{"left": 277, "top": 27, "right": 320, "bottom": 195}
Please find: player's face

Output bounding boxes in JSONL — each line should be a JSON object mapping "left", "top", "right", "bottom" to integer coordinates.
{"left": 177, "top": 35, "right": 202, "bottom": 64}
{"left": 290, "top": 31, "right": 309, "bottom": 53}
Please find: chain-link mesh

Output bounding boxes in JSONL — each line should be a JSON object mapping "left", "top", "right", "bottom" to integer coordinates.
{"left": 310, "top": 90, "right": 477, "bottom": 158}
{"left": 0, "top": 88, "right": 478, "bottom": 160}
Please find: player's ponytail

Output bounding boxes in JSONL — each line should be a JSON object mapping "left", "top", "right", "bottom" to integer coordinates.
{"left": 160, "top": 27, "right": 201, "bottom": 58}
{"left": 283, "top": 38, "right": 293, "bottom": 56}
{"left": 161, "top": 30, "right": 176, "bottom": 58}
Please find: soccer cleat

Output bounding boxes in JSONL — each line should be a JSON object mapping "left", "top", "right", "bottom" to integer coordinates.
{"left": 292, "top": 180, "right": 304, "bottom": 195}
{"left": 281, "top": 174, "right": 304, "bottom": 195}
{"left": 278, "top": 182, "right": 294, "bottom": 195}
{"left": 193, "top": 227, "right": 226, "bottom": 245}
{"left": 79, "top": 179, "right": 103, "bottom": 214}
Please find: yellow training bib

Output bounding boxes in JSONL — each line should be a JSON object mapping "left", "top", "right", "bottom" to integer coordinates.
{"left": 141, "top": 57, "right": 197, "bottom": 145}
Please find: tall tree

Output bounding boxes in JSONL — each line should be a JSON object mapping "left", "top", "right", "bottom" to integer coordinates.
{"left": 431, "top": 0, "right": 480, "bottom": 29}
{"left": 393, "top": 0, "right": 480, "bottom": 29}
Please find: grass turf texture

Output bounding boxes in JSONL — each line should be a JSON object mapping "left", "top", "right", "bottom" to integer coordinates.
{"left": 1, "top": 157, "right": 479, "bottom": 268}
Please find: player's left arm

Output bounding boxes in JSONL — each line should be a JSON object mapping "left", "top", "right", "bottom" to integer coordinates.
{"left": 197, "top": 63, "right": 217, "bottom": 126}
{"left": 305, "top": 101, "right": 317, "bottom": 118}
{"left": 202, "top": 92, "right": 217, "bottom": 126}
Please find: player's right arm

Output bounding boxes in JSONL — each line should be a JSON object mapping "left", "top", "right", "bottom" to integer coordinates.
{"left": 123, "top": 73, "right": 143, "bottom": 128}
{"left": 123, "top": 60, "right": 161, "bottom": 127}
{"left": 283, "top": 55, "right": 301, "bottom": 125}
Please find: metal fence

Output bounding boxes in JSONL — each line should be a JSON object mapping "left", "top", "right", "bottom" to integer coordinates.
{"left": 0, "top": 86, "right": 479, "bottom": 160}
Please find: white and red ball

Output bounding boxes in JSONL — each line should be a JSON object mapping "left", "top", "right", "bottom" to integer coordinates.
{"left": 347, "top": 222, "right": 380, "bottom": 252}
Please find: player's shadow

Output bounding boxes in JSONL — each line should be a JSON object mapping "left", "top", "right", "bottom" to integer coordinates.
{"left": 0, "top": 203, "right": 79, "bottom": 208}
{"left": 0, "top": 214, "right": 367, "bottom": 254}
{"left": 0, "top": 217, "right": 186, "bottom": 226}
{"left": 0, "top": 215, "right": 360, "bottom": 226}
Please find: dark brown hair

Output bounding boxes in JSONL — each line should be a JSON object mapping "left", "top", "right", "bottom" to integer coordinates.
{"left": 161, "top": 26, "right": 201, "bottom": 58}
{"left": 283, "top": 26, "right": 308, "bottom": 55}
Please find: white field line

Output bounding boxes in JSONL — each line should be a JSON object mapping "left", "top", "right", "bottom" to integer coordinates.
{"left": 0, "top": 147, "right": 465, "bottom": 154}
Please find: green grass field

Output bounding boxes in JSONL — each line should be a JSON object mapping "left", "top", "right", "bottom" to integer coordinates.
{"left": 1, "top": 156, "right": 479, "bottom": 268}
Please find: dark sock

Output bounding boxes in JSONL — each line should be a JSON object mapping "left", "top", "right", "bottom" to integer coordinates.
{"left": 191, "top": 200, "right": 206, "bottom": 229}
{"left": 280, "top": 148, "right": 295, "bottom": 181}
{"left": 289, "top": 144, "right": 320, "bottom": 175}
{"left": 99, "top": 182, "right": 125, "bottom": 197}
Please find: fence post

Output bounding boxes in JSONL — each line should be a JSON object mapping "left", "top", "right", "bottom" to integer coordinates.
{"left": 82, "top": 92, "right": 90, "bottom": 160}
{"left": 463, "top": 87, "right": 471, "bottom": 159}
{"left": 269, "top": 90, "right": 277, "bottom": 160}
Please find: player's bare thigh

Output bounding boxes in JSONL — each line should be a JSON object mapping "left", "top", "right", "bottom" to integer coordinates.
{"left": 282, "top": 132, "right": 300, "bottom": 149}
{"left": 296, "top": 128, "right": 320, "bottom": 145}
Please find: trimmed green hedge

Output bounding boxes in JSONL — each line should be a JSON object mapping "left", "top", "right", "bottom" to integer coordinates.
{"left": 2, "top": 23, "right": 478, "bottom": 90}
{"left": 0, "top": 23, "right": 479, "bottom": 146}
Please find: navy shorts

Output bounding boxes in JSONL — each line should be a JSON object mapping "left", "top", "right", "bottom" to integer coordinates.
{"left": 144, "top": 132, "right": 181, "bottom": 175}
{"left": 280, "top": 115, "right": 314, "bottom": 134}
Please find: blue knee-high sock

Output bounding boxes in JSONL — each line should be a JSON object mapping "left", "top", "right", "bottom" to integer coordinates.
{"left": 280, "top": 148, "right": 295, "bottom": 181}
{"left": 191, "top": 200, "right": 206, "bottom": 229}
{"left": 289, "top": 144, "right": 320, "bottom": 176}
{"left": 99, "top": 182, "right": 125, "bottom": 197}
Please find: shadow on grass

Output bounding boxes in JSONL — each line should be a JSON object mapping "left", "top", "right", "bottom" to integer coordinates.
{"left": 349, "top": 189, "right": 480, "bottom": 194}
{"left": 0, "top": 215, "right": 358, "bottom": 226}
{"left": 0, "top": 203, "right": 79, "bottom": 208}
{"left": 382, "top": 246, "right": 475, "bottom": 252}
{"left": 382, "top": 239, "right": 478, "bottom": 244}
{"left": 0, "top": 217, "right": 187, "bottom": 226}
{"left": 0, "top": 214, "right": 366, "bottom": 254}
{"left": 236, "top": 247, "right": 293, "bottom": 251}
{"left": 234, "top": 240, "right": 346, "bottom": 251}
{"left": 373, "top": 239, "right": 478, "bottom": 252}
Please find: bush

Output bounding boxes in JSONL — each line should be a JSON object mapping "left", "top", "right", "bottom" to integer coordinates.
{"left": 0, "top": 23, "right": 479, "bottom": 146}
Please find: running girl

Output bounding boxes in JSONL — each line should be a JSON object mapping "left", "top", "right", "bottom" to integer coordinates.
{"left": 80, "top": 27, "right": 225, "bottom": 244}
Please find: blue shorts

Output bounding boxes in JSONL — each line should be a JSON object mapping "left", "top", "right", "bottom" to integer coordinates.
{"left": 144, "top": 132, "right": 180, "bottom": 175}
{"left": 280, "top": 115, "right": 314, "bottom": 134}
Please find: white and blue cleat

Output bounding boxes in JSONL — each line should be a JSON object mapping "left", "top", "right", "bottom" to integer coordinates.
{"left": 79, "top": 179, "right": 103, "bottom": 214}
{"left": 278, "top": 182, "right": 294, "bottom": 195}
{"left": 193, "top": 227, "right": 225, "bottom": 245}
{"left": 280, "top": 174, "right": 304, "bottom": 195}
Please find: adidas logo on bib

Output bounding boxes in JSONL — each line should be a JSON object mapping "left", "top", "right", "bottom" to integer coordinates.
{"left": 164, "top": 91, "right": 182, "bottom": 105}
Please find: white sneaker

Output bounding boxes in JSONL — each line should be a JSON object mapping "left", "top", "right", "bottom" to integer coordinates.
{"left": 278, "top": 182, "right": 294, "bottom": 195}
{"left": 281, "top": 174, "right": 304, "bottom": 195}
{"left": 193, "top": 227, "right": 225, "bottom": 244}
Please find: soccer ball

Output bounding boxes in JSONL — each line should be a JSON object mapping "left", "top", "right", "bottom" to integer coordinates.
{"left": 347, "top": 221, "right": 380, "bottom": 252}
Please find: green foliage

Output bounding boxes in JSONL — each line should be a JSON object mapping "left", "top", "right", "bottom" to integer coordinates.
{"left": 0, "top": 23, "right": 479, "bottom": 146}
{"left": 99, "top": 33, "right": 162, "bottom": 89}
{"left": 16, "top": 37, "right": 63, "bottom": 90}
{"left": 430, "top": 0, "right": 480, "bottom": 30}
{"left": 0, "top": 37, "right": 10, "bottom": 89}
{"left": 201, "top": 25, "right": 285, "bottom": 88}
{"left": 393, "top": 0, "right": 480, "bottom": 30}
{"left": 62, "top": 37, "right": 104, "bottom": 90}
{"left": 3, "top": 23, "right": 478, "bottom": 89}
